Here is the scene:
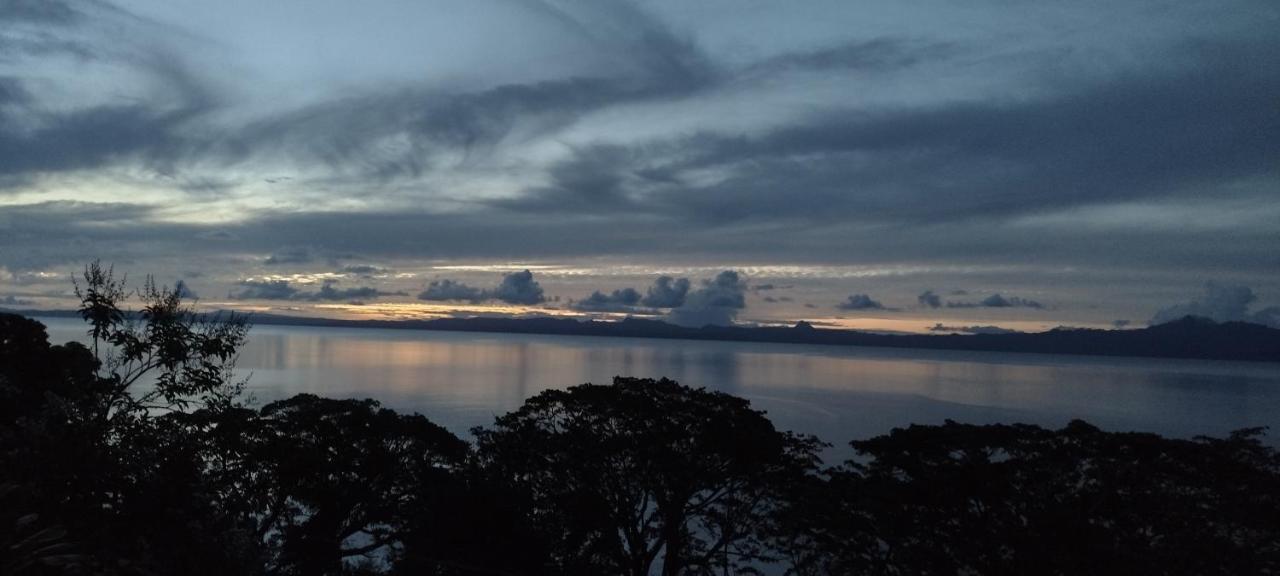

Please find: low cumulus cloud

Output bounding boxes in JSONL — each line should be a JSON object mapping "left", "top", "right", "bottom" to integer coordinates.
{"left": 571, "top": 288, "right": 642, "bottom": 312}
{"left": 301, "top": 280, "right": 403, "bottom": 302}
{"left": 1, "top": 295, "right": 34, "bottom": 306}
{"left": 418, "top": 279, "right": 487, "bottom": 303}
{"left": 642, "top": 276, "right": 691, "bottom": 308}
{"left": 837, "top": 293, "right": 888, "bottom": 311}
{"left": 491, "top": 270, "right": 546, "bottom": 305}
{"left": 417, "top": 270, "right": 546, "bottom": 305}
{"left": 1150, "top": 283, "right": 1279, "bottom": 328}
{"left": 947, "top": 293, "right": 1044, "bottom": 309}
{"left": 231, "top": 280, "right": 299, "bottom": 300}
{"left": 667, "top": 270, "right": 747, "bottom": 327}
{"left": 929, "top": 323, "right": 1020, "bottom": 335}
{"left": 231, "top": 279, "right": 399, "bottom": 302}
{"left": 570, "top": 275, "right": 704, "bottom": 313}
{"left": 918, "top": 290, "right": 942, "bottom": 309}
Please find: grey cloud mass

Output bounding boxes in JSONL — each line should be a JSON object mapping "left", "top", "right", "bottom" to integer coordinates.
{"left": 667, "top": 271, "right": 747, "bottom": 327}
{"left": 1151, "top": 283, "right": 1280, "bottom": 328}
{"left": 417, "top": 270, "right": 545, "bottom": 305}
{"left": 231, "top": 280, "right": 299, "bottom": 300}
{"left": 0, "top": 295, "right": 34, "bottom": 306}
{"left": 929, "top": 323, "right": 1019, "bottom": 335}
{"left": 571, "top": 287, "right": 643, "bottom": 312}
{"left": 1, "top": 0, "right": 1277, "bottom": 329}
{"left": 418, "top": 279, "right": 487, "bottom": 303}
{"left": 490, "top": 270, "right": 546, "bottom": 305}
{"left": 642, "top": 276, "right": 691, "bottom": 308}
{"left": 947, "top": 294, "right": 1045, "bottom": 310}
{"left": 231, "top": 280, "right": 399, "bottom": 302}
{"left": 837, "top": 294, "right": 887, "bottom": 311}
{"left": 917, "top": 290, "right": 942, "bottom": 309}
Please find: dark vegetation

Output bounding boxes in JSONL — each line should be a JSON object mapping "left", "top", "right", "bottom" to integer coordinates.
{"left": 2, "top": 264, "right": 1278, "bottom": 575}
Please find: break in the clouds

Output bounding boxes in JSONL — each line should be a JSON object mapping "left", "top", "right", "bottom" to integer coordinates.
{"left": 1151, "top": 283, "right": 1280, "bottom": 328}
{"left": 1, "top": 0, "right": 1277, "bottom": 329}
{"left": 418, "top": 270, "right": 545, "bottom": 305}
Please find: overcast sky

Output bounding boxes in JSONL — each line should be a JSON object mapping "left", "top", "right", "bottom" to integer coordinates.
{"left": 1, "top": 0, "right": 1277, "bottom": 332}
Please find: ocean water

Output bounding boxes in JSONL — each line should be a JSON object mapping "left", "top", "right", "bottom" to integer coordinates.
{"left": 37, "top": 317, "right": 1280, "bottom": 458}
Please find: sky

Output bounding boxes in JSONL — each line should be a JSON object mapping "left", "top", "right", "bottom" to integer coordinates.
{"left": 1, "top": 0, "right": 1278, "bottom": 333}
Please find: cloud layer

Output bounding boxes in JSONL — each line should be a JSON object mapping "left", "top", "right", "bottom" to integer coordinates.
{"left": 418, "top": 270, "right": 545, "bottom": 305}
{"left": 1151, "top": 283, "right": 1280, "bottom": 328}
{"left": 0, "top": 0, "right": 1276, "bottom": 328}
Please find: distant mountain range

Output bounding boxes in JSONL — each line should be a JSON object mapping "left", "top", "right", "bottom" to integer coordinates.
{"left": 10, "top": 307, "right": 1279, "bottom": 363}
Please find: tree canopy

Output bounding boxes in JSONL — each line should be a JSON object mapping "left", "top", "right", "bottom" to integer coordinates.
{"left": 474, "top": 377, "right": 823, "bottom": 576}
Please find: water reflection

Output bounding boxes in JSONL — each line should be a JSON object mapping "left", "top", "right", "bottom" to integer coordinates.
{"left": 36, "top": 317, "right": 1280, "bottom": 450}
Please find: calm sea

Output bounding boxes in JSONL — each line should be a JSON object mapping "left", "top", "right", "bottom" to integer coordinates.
{"left": 36, "top": 316, "right": 1280, "bottom": 456}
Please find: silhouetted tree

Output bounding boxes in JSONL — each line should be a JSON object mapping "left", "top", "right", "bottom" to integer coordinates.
{"left": 1, "top": 263, "right": 255, "bottom": 574}
{"left": 241, "top": 394, "right": 470, "bottom": 575}
{"left": 474, "top": 377, "right": 823, "bottom": 576}
{"left": 784, "top": 420, "right": 1280, "bottom": 575}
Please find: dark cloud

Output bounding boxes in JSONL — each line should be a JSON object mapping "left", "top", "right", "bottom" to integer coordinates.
{"left": 0, "top": 0, "right": 81, "bottom": 25}
{"left": 263, "top": 247, "right": 315, "bottom": 266}
{"left": 1151, "top": 283, "right": 1279, "bottom": 328}
{"left": 667, "top": 270, "right": 747, "bottom": 327}
{"left": 492, "top": 145, "right": 640, "bottom": 213}
{"left": 749, "top": 38, "right": 953, "bottom": 74}
{"left": 491, "top": 269, "right": 546, "bottom": 305}
{"left": 418, "top": 279, "right": 486, "bottom": 303}
{"left": 918, "top": 290, "right": 942, "bottom": 309}
{"left": 641, "top": 276, "right": 691, "bottom": 308}
{"left": 342, "top": 265, "right": 386, "bottom": 276}
{"left": 0, "top": 295, "right": 34, "bottom": 306}
{"left": 571, "top": 287, "right": 642, "bottom": 312}
{"left": 195, "top": 230, "right": 236, "bottom": 241}
{"left": 516, "top": 36, "right": 1280, "bottom": 229}
{"left": 231, "top": 279, "right": 399, "bottom": 302}
{"left": 301, "top": 280, "right": 403, "bottom": 302}
{"left": 0, "top": 8, "right": 219, "bottom": 186}
{"left": 837, "top": 294, "right": 887, "bottom": 311}
{"left": 230, "top": 280, "right": 299, "bottom": 300}
{"left": 417, "top": 270, "right": 545, "bottom": 305}
{"left": 1112, "top": 319, "right": 1132, "bottom": 329}
{"left": 929, "top": 323, "right": 1020, "bottom": 335}
{"left": 947, "top": 294, "right": 1044, "bottom": 309}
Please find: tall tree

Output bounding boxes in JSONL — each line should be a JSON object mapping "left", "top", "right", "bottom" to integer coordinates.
{"left": 474, "top": 377, "right": 823, "bottom": 576}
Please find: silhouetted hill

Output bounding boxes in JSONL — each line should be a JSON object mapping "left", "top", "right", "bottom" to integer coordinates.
{"left": 7, "top": 308, "right": 1278, "bottom": 362}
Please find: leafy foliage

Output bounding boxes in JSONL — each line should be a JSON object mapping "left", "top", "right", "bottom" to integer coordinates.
{"left": 474, "top": 377, "right": 824, "bottom": 576}
{"left": 785, "top": 420, "right": 1280, "bottom": 575}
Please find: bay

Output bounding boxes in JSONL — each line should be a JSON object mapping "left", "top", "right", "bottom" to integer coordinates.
{"left": 37, "top": 316, "right": 1280, "bottom": 457}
